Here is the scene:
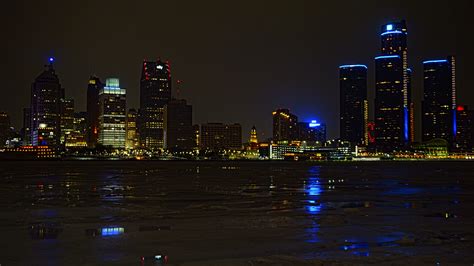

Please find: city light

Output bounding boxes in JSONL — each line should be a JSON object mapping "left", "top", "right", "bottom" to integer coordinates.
{"left": 339, "top": 65, "right": 367, "bottom": 69}
{"left": 375, "top": 55, "right": 400, "bottom": 60}
{"left": 309, "top": 120, "right": 321, "bottom": 128}
{"left": 49, "top": 57, "right": 54, "bottom": 62}
{"left": 423, "top": 60, "right": 448, "bottom": 64}
{"left": 386, "top": 24, "right": 393, "bottom": 31}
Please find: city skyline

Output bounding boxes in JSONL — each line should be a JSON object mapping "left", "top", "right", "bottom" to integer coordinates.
{"left": 1, "top": 1, "right": 472, "bottom": 141}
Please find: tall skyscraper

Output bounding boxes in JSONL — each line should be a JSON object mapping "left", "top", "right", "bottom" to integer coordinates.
{"left": 374, "top": 21, "right": 411, "bottom": 152}
{"left": 60, "top": 98, "right": 75, "bottom": 146}
{"left": 30, "top": 58, "right": 64, "bottom": 149}
{"left": 164, "top": 99, "right": 193, "bottom": 150}
{"left": 86, "top": 76, "right": 104, "bottom": 148}
{"left": 298, "top": 120, "right": 327, "bottom": 143}
{"left": 272, "top": 109, "right": 298, "bottom": 142}
{"left": 139, "top": 60, "right": 172, "bottom": 150}
{"left": 339, "top": 65, "right": 368, "bottom": 145}
{"left": 455, "top": 105, "right": 472, "bottom": 152}
{"left": 200, "top": 123, "right": 242, "bottom": 150}
{"left": 422, "top": 57, "right": 457, "bottom": 145}
{"left": 98, "top": 78, "right": 126, "bottom": 149}
{"left": 0, "top": 112, "right": 11, "bottom": 147}
{"left": 21, "top": 107, "right": 31, "bottom": 145}
{"left": 126, "top": 109, "right": 139, "bottom": 150}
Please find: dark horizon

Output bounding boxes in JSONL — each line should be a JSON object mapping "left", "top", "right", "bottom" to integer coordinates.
{"left": 1, "top": 0, "right": 472, "bottom": 140}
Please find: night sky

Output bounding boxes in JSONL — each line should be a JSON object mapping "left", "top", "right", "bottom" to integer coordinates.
{"left": 1, "top": 0, "right": 472, "bottom": 141}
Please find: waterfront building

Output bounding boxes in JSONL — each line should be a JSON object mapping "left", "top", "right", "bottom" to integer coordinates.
{"left": 0, "top": 112, "right": 11, "bottom": 147}
{"left": 126, "top": 109, "right": 140, "bottom": 150}
{"left": 98, "top": 78, "right": 126, "bottom": 149}
{"left": 164, "top": 99, "right": 193, "bottom": 150}
{"left": 272, "top": 109, "right": 298, "bottom": 142}
{"left": 455, "top": 105, "right": 473, "bottom": 152}
{"left": 200, "top": 123, "right": 242, "bottom": 150}
{"left": 86, "top": 76, "right": 104, "bottom": 148}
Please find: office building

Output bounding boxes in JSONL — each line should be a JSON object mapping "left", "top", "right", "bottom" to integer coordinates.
{"left": 30, "top": 58, "right": 64, "bottom": 149}
{"left": 126, "top": 109, "right": 140, "bottom": 150}
{"left": 98, "top": 78, "right": 126, "bottom": 149}
{"left": 298, "top": 120, "right": 327, "bottom": 143}
{"left": 339, "top": 65, "right": 368, "bottom": 145}
{"left": 200, "top": 123, "right": 242, "bottom": 150}
{"left": 164, "top": 99, "right": 193, "bottom": 150}
{"left": 272, "top": 109, "right": 298, "bottom": 142}
{"left": 374, "top": 21, "right": 411, "bottom": 151}
{"left": 422, "top": 57, "right": 457, "bottom": 145}
{"left": 455, "top": 105, "right": 473, "bottom": 152}
{"left": 139, "top": 60, "right": 172, "bottom": 149}
{"left": 65, "top": 112, "right": 88, "bottom": 148}
{"left": 60, "top": 98, "right": 75, "bottom": 146}
{"left": 0, "top": 112, "right": 11, "bottom": 147}
{"left": 86, "top": 76, "right": 104, "bottom": 148}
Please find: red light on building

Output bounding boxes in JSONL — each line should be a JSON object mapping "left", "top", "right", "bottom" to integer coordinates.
{"left": 457, "top": 106, "right": 465, "bottom": 112}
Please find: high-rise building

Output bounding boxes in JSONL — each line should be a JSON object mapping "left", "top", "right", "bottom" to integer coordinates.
{"left": 298, "top": 120, "right": 327, "bottom": 143}
{"left": 0, "top": 112, "right": 11, "bottom": 147}
{"left": 30, "top": 58, "right": 64, "bottom": 149}
{"left": 87, "top": 76, "right": 104, "bottom": 148}
{"left": 455, "top": 105, "right": 473, "bottom": 152}
{"left": 126, "top": 109, "right": 139, "bottom": 150}
{"left": 21, "top": 107, "right": 31, "bottom": 145}
{"left": 98, "top": 78, "right": 126, "bottom": 149}
{"left": 164, "top": 99, "right": 193, "bottom": 150}
{"left": 65, "top": 112, "right": 88, "bottom": 148}
{"left": 272, "top": 109, "right": 298, "bottom": 142}
{"left": 139, "top": 60, "right": 172, "bottom": 150}
{"left": 339, "top": 65, "right": 368, "bottom": 145}
{"left": 200, "top": 123, "right": 242, "bottom": 150}
{"left": 193, "top": 124, "right": 200, "bottom": 149}
{"left": 422, "top": 57, "right": 457, "bottom": 145}
{"left": 374, "top": 21, "right": 411, "bottom": 152}
{"left": 249, "top": 126, "right": 258, "bottom": 146}
{"left": 60, "top": 98, "right": 75, "bottom": 146}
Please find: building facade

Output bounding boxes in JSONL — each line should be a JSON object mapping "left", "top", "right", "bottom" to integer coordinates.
{"left": 200, "top": 123, "right": 242, "bottom": 150}
{"left": 139, "top": 60, "right": 172, "bottom": 149}
{"left": 60, "top": 98, "right": 75, "bottom": 146}
{"left": 30, "top": 59, "right": 64, "bottom": 149}
{"left": 126, "top": 109, "right": 140, "bottom": 150}
{"left": 272, "top": 109, "right": 298, "bottom": 142}
{"left": 422, "top": 57, "right": 457, "bottom": 145}
{"left": 0, "top": 112, "right": 11, "bottom": 147}
{"left": 455, "top": 105, "right": 473, "bottom": 152}
{"left": 164, "top": 99, "right": 193, "bottom": 150}
{"left": 374, "top": 20, "right": 411, "bottom": 152}
{"left": 339, "top": 65, "right": 368, "bottom": 145}
{"left": 86, "top": 76, "right": 104, "bottom": 148}
{"left": 98, "top": 78, "right": 126, "bottom": 149}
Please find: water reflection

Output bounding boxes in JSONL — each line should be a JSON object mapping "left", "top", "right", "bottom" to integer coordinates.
{"left": 303, "top": 166, "right": 323, "bottom": 243}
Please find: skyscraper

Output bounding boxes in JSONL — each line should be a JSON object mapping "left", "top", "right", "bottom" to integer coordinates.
{"left": 164, "top": 99, "right": 193, "bottom": 150}
{"left": 86, "top": 76, "right": 104, "bottom": 148}
{"left": 60, "top": 98, "right": 75, "bottom": 146}
{"left": 30, "top": 58, "right": 64, "bottom": 149}
{"left": 0, "top": 112, "right": 11, "bottom": 147}
{"left": 272, "top": 109, "right": 298, "bottom": 142}
{"left": 98, "top": 78, "right": 126, "bottom": 149}
{"left": 139, "top": 60, "right": 172, "bottom": 150}
{"left": 374, "top": 21, "right": 411, "bottom": 152}
{"left": 339, "top": 65, "right": 368, "bottom": 145}
{"left": 21, "top": 107, "right": 31, "bottom": 145}
{"left": 126, "top": 109, "right": 139, "bottom": 150}
{"left": 249, "top": 126, "right": 258, "bottom": 150}
{"left": 422, "top": 57, "right": 457, "bottom": 145}
{"left": 455, "top": 105, "right": 472, "bottom": 152}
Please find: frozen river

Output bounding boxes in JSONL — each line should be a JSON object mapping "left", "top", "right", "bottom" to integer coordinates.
{"left": 0, "top": 161, "right": 473, "bottom": 265}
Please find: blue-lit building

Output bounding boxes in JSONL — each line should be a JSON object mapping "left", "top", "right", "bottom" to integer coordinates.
{"left": 422, "top": 57, "right": 457, "bottom": 146}
{"left": 298, "top": 120, "right": 326, "bottom": 143}
{"left": 98, "top": 78, "right": 127, "bottom": 149}
{"left": 339, "top": 65, "right": 368, "bottom": 145}
{"left": 374, "top": 21, "right": 411, "bottom": 152}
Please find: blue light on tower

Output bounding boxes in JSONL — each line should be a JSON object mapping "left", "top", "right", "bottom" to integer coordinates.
{"left": 386, "top": 24, "right": 393, "bottom": 31}
{"left": 49, "top": 57, "right": 54, "bottom": 63}
{"left": 309, "top": 120, "right": 321, "bottom": 128}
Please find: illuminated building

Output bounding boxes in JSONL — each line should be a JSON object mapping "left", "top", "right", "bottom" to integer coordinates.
{"left": 21, "top": 108, "right": 32, "bottom": 145}
{"left": 0, "top": 112, "right": 11, "bottom": 147}
{"left": 30, "top": 58, "right": 64, "bottom": 149}
{"left": 374, "top": 20, "right": 411, "bottom": 152}
{"left": 139, "top": 60, "right": 172, "bottom": 150}
{"left": 422, "top": 57, "right": 457, "bottom": 146}
{"left": 272, "top": 109, "right": 298, "bottom": 142}
{"left": 339, "top": 65, "right": 367, "bottom": 145}
{"left": 98, "top": 78, "right": 126, "bottom": 149}
{"left": 65, "top": 112, "right": 88, "bottom": 148}
{"left": 126, "top": 109, "right": 140, "bottom": 150}
{"left": 60, "top": 98, "right": 75, "bottom": 146}
{"left": 200, "top": 123, "right": 242, "bottom": 150}
{"left": 455, "top": 105, "right": 473, "bottom": 151}
{"left": 298, "top": 120, "right": 326, "bottom": 143}
{"left": 193, "top": 124, "right": 200, "bottom": 149}
{"left": 164, "top": 99, "right": 193, "bottom": 150}
{"left": 248, "top": 126, "right": 259, "bottom": 150}
{"left": 87, "top": 76, "right": 104, "bottom": 148}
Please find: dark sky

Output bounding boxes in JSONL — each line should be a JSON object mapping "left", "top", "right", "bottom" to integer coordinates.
{"left": 1, "top": 0, "right": 472, "bottom": 141}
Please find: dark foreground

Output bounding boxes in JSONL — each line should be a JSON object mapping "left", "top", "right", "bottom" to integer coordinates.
{"left": 0, "top": 161, "right": 473, "bottom": 265}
